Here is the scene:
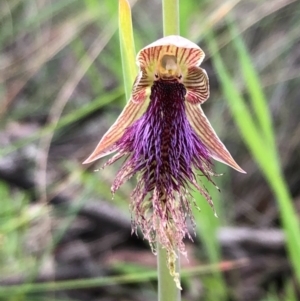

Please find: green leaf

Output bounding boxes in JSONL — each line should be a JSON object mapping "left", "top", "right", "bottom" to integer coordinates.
{"left": 206, "top": 28, "right": 300, "bottom": 284}
{"left": 119, "top": 0, "right": 137, "bottom": 102}
{"left": 228, "top": 19, "right": 276, "bottom": 152}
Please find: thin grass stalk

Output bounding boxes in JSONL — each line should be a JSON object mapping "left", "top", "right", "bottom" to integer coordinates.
{"left": 0, "top": 259, "right": 247, "bottom": 297}
{"left": 227, "top": 21, "right": 300, "bottom": 280}
{"left": 159, "top": 0, "right": 181, "bottom": 300}
{"left": 206, "top": 28, "right": 300, "bottom": 283}
{"left": 227, "top": 19, "right": 276, "bottom": 153}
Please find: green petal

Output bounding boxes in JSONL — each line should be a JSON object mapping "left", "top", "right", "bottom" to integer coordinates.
{"left": 185, "top": 101, "right": 246, "bottom": 173}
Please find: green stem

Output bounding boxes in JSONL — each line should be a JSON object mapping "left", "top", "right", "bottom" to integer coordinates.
{"left": 162, "top": 0, "right": 179, "bottom": 36}
{"left": 157, "top": 245, "right": 181, "bottom": 301}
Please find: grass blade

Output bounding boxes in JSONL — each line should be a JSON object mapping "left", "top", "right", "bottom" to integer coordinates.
{"left": 119, "top": 0, "right": 137, "bottom": 101}
{"left": 206, "top": 28, "right": 300, "bottom": 283}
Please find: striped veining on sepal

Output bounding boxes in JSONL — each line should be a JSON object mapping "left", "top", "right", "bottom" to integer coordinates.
{"left": 185, "top": 102, "right": 246, "bottom": 173}
{"left": 136, "top": 36, "right": 205, "bottom": 74}
{"left": 184, "top": 66, "right": 210, "bottom": 104}
{"left": 137, "top": 45, "right": 163, "bottom": 70}
{"left": 83, "top": 97, "right": 150, "bottom": 164}
{"left": 131, "top": 69, "right": 152, "bottom": 103}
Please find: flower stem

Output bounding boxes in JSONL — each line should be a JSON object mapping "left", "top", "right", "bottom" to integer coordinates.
{"left": 157, "top": 244, "right": 181, "bottom": 301}
{"left": 162, "top": 0, "right": 179, "bottom": 36}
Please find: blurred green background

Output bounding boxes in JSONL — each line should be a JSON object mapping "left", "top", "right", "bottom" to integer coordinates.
{"left": 0, "top": 0, "right": 300, "bottom": 300}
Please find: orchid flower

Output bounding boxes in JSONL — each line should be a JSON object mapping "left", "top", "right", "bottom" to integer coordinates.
{"left": 83, "top": 35, "right": 245, "bottom": 282}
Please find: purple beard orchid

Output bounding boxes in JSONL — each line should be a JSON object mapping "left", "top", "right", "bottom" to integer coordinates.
{"left": 83, "top": 35, "right": 245, "bottom": 284}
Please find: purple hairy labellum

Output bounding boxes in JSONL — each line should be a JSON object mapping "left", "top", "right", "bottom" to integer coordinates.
{"left": 83, "top": 35, "right": 245, "bottom": 286}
